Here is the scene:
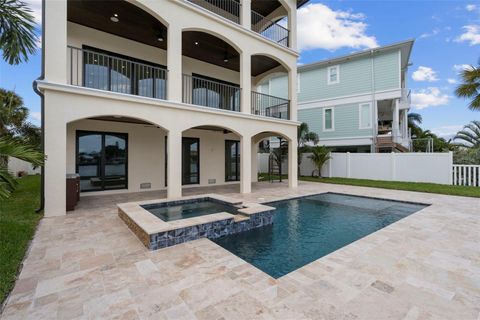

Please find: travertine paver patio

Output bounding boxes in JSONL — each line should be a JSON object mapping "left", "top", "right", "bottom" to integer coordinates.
{"left": 2, "top": 181, "right": 479, "bottom": 319}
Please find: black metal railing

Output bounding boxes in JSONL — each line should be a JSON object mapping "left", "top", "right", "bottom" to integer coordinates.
{"left": 68, "top": 46, "right": 167, "bottom": 100}
{"left": 182, "top": 74, "right": 241, "bottom": 112}
{"left": 251, "top": 91, "right": 290, "bottom": 119}
{"left": 251, "top": 10, "right": 289, "bottom": 47}
{"left": 186, "top": 0, "right": 241, "bottom": 24}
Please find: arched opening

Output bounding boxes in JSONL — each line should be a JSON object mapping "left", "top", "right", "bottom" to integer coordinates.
{"left": 67, "top": 0, "right": 169, "bottom": 99}
{"left": 252, "top": 131, "right": 292, "bottom": 184}
{"left": 251, "top": 54, "right": 290, "bottom": 119}
{"left": 181, "top": 30, "right": 241, "bottom": 112}
{"left": 251, "top": 0, "right": 290, "bottom": 46}
{"left": 67, "top": 115, "right": 168, "bottom": 194}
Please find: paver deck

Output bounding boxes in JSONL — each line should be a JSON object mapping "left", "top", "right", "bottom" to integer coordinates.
{"left": 2, "top": 181, "right": 479, "bottom": 319}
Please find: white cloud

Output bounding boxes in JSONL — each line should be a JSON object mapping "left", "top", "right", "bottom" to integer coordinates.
{"left": 24, "top": 0, "right": 42, "bottom": 26}
{"left": 411, "top": 87, "right": 450, "bottom": 110}
{"left": 466, "top": 4, "right": 477, "bottom": 11}
{"left": 453, "top": 64, "right": 474, "bottom": 72}
{"left": 412, "top": 66, "right": 439, "bottom": 82}
{"left": 431, "top": 125, "right": 464, "bottom": 138}
{"left": 447, "top": 78, "right": 457, "bottom": 84}
{"left": 297, "top": 3, "right": 378, "bottom": 52}
{"left": 29, "top": 111, "right": 41, "bottom": 124}
{"left": 419, "top": 28, "right": 440, "bottom": 39}
{"left": 455, "top": 25, "right": 480, "bottom": 45}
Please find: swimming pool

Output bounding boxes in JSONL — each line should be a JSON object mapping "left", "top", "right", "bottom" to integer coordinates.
{"left": 141, "top": 199, "right": 239, "bottom": 222}
{"left": 214, "top": 193, "right": 427, "bottom": 278}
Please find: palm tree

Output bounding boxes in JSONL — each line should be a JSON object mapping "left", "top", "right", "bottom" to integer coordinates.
{"left": 0, "top": 0, "right": 38, "bottom": 65}
{"left": 308, "top": 146, "right": 330, "bottom": 177}
{"left": 455, "top": 63, "right": 480, "bottom": 111}
{"left": 454, "top": 120, "right": 480, "bottom": 148}
{"left": 0, "top": 137, "right": 44, "bottom": 199}
{"left": 407, "top": 112, "right": 423, "bottom": 138}
{"left": 297, "top": 123, "right": 319, "bottom": 175}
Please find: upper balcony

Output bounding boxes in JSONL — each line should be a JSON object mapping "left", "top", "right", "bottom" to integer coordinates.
{"left": 185, "top": 0, "right": 308, "bottom": 49}
{"left": 65, "top": 0, "right": 294, "bottom": 121}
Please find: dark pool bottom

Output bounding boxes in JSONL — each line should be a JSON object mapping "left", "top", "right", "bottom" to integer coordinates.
{"left": 213, "top": 193, "right": 427, "bottom": 278}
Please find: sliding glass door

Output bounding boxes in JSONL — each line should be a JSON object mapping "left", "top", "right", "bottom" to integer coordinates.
{"left": 76, "top": 131, "right": 128, "bottom": 192}
{"left": 182, "top": 137, "right": 200, "bottom": 185}
{"left": 225, "top": 140, "right": 240, "bottom": 181}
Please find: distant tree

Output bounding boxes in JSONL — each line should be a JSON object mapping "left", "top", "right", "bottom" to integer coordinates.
{"left": 454, "top": 120, "right": 480, "bottom": 148}
{"left": 0, "top": 88, "right": 40, "bottom": 148}
{"left": 0, "top": 0, "right": 38, "bottom": 65}
{"left": 455, "top": 62, "right": 480, "bottom": 111}
{"left": 308, "top": 146, "right": 330, "bottom": 177}
{"left": 408, "top": 112, "right": 423, "bottom": 138}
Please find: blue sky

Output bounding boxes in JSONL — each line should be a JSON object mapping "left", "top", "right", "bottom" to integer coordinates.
{"left": 0, "top": 0, "right": 479, "bottom": 139}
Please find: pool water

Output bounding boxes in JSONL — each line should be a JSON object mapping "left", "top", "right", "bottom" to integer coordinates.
{"left": 214, "top": 193, "right": 427, "bottom": 278}
{"left": 142, "top": 199, "right": 238, "bottom": 222}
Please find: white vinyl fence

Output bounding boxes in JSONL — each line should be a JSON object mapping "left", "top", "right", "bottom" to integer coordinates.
{"left": 452, "top": 165, "right": 480, "bottom": 187}
{"left": 257, "top": 153, "right": 288, "bottom": 174}
{"left": 7, "top": 157, "right": 41, "bottom": 176}
{"left": 300, "top": 152, "right": 454, "bottom": 185}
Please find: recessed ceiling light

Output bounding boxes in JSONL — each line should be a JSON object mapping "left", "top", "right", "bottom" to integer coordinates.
{"left": 110, "top": 14, "right": 119, "bottom": 22}
{"left": 194, "top": 41, "right": 199, "bottom": 45}
{"left": 158, "top": 37, "right": 164, "bottom": 42}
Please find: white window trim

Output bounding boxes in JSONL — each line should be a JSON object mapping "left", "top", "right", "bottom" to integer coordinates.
{"left": 323, "top": 107, "right": 335, "bottom": 132}
{"left": 327, "top": 65, "right": 340, "bottom": 85}
{"left": 359, "top": 102, "right": 373, "bottom": 129}
{"left": 297, "top": 73, "right": 301, "bottom": 93}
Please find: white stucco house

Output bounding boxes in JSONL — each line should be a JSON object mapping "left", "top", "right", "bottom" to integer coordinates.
{"left": 36, "top": 0, "right": 307, "bottom": 217}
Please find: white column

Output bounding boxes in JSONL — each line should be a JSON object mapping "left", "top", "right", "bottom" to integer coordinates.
{"left": 288, "top": 69, "right": 297, "bottom": 121}
{"left": 392, "top": 99, "right": 400, "bottom": 142}
{"left": 240, "top": 51, "right": 251, "bottom": 114}
{"left": 287, "top": 5, "right": 297, "bottom": 50}
{"left": 44, "top": 0, "right": 67, "bottom": 83}
{"left": 167, "top": 130, "right": 182, "bottom": 198}
{"left": 251, "top": 141, "right": 258, "bottom": 183}
{"left": 240, "top": 135, "right": 252, "bottom": 193}
{"left": 288, "top": 138, "right": 298, "bottom": 188}
{"left": 167, "top": 24, "right": 182, "bottom": 102}
{"left": 241, "top": 0, "right": 251, "bottom": 29}
{"left": 44, "top": 97, "right": 66, "bottom": 217}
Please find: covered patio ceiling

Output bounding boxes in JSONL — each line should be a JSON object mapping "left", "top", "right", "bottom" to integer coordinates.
{"left": 67, "top": 0, "right": 284, "bottom": 76}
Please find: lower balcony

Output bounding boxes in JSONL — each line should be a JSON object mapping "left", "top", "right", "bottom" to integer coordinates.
{"left": 67, "top": 46, "right": 291, "bottom": 120}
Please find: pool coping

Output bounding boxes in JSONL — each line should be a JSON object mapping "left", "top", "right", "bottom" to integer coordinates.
{"left": 117, "top": 193, "right": 276, "bottom": 249}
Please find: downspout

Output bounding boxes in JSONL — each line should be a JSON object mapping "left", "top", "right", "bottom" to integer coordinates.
{"left": 370, "top": 50, "right": 376, "bottom": 153}
{"left": 33, "top": 0, "right": 46, "bottom": 213}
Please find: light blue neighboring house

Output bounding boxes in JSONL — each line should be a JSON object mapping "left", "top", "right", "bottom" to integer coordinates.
{"left": 258, "top": 40, "right": 414, "bottom": 152}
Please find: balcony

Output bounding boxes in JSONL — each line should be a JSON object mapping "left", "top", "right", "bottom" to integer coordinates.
{"left": 251, "top": 91, "right": 290, "bottom": 119}
{"left": 185, "top": 0, "right": 290, "bottom": 47}
{"left": 68, "top": 46, "right": 167, "bottom": 99}
{"left": 182, "top": 74, "right": 241, "bottom": 112}
{"left": 67, "top": 46, "right": 290, "bottom": 120}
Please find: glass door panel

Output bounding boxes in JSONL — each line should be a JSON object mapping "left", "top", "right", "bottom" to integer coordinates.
{"left": 104, "top": 134, "right": 127, "bottom": 190}
{"left": 77, "top": 133, "right": 102, "bottom": 191}
{"left": 182, "top": 138, "right": 199, "bottom": 185}
{"left": 225, "top": 140, "right": 240, "bottom": 181}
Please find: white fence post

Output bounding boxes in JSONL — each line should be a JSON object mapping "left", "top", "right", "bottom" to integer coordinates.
{"left": 346, "top": 152, "right": 351, "bottom": 178}
{"left": 328, "top": 152, "right": 332, "bottom": 178}
{"left": 449, "top": 152, "right": 453, "bottom": 185}
{"left": 391, "top": 153, "right": 396, "bottom": 181}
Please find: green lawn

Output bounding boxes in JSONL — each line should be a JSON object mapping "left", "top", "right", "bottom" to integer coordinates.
{"left": 300, "top": 176, "right": 480, "bottom": 198}
{"left": 0, "top": 175, "right": 42, "bottom": 304}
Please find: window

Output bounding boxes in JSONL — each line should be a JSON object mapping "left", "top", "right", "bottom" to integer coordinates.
{"left": 323, "top": 108, "right": 334, "bottom": 131}
{"left": 359, "top": 103, "right": 372, "bottom": 129}
{"left": 182, "top": 137, "right": 200, "bottom": 185}
{"left": 327, "top": 65, "right": 340, "bottom": 85}
{"left": 225, "top": 140, "right": 240, "bottom": 181}
{"left": 76, "top": 131, "right": 128, "bottom": 192}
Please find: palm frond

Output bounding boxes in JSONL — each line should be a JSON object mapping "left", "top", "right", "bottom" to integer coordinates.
{"left": 0, "top": 136, "right": 44, "bottom": 166}
{"left": 0, "top": 0, "right": 38, "bottom": 65}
